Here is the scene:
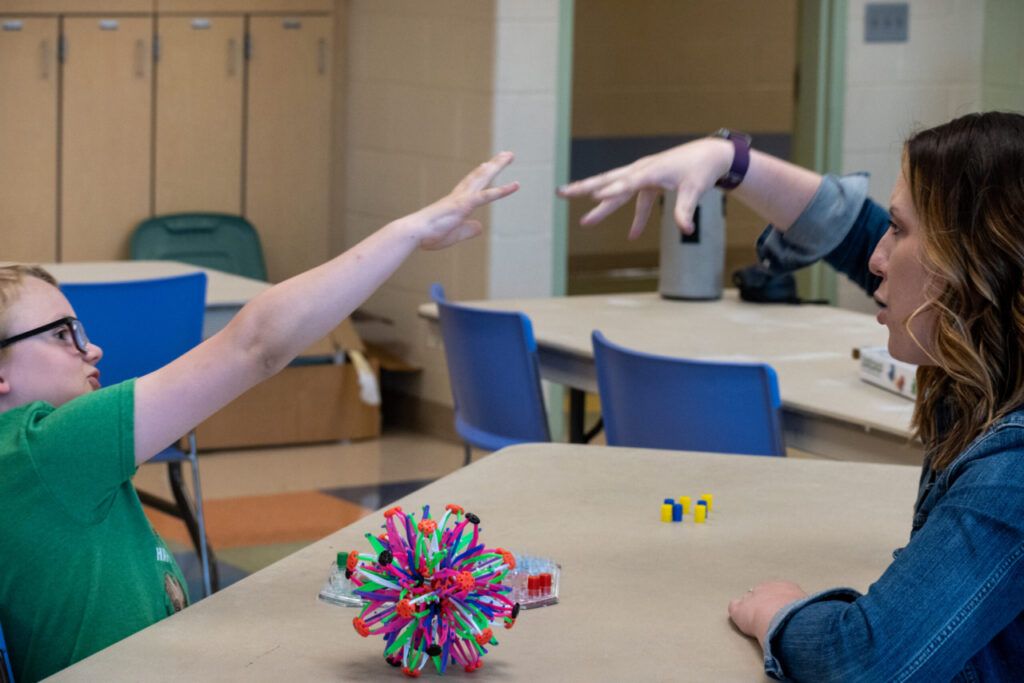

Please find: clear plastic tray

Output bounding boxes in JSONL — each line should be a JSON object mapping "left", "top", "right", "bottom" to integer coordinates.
{"left": 318, "top": 551, "right": 560, "bottom": 610}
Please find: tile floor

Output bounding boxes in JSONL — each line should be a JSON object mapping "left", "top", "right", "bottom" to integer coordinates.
{"left": 134, "top": 431, "right": 487, "bottom": 599}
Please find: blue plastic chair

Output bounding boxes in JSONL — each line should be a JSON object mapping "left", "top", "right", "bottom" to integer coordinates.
{"left": 0, "top": 617, "right": 13, "bottom": 683}
{"left": 131, "top": 213, "right": 268, "bottom": 281}
{"left": 431, "top": 284, "right": 550, "bottom": 465}
{"left": 60, "top": 272, "right": 218, "bottom": 595}
{"left": 592, "top": 330, "right": 785, "bottom": 456}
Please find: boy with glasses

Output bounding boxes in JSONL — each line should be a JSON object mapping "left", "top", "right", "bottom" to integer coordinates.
{"left": 0, "top": 153, "right": 517, "bottom": 682}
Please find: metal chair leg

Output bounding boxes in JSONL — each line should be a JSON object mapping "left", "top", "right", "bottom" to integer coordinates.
{"left": 166, "top": 460, "right": 220, "bottom": 595}
{"left": 186, "top": 433, "right": 213, "bottom": 597}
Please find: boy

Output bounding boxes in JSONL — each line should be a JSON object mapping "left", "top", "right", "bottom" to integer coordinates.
{"left": 0, "top": 153, "right": 517, "bottom": 681}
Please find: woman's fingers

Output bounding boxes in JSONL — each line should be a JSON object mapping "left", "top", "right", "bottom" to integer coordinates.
{"left": 673, "top": 184, "right": 702, "bottom": 234}
{"left": 557, "top": 163, "right": 635, "bottom": 197}
{"left": 628, "top": 189, "right": 659, "bottom": 239}
{"left": 580, "top": 192, "right": 634, "bottom": 226}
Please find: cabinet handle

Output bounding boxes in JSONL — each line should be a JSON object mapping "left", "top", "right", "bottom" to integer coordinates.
{"left": 227, "top": 37, "right": 238, "bottom": 76}
{"left": 40, "top": 39, "right": 51, "bottom": 79}
{"left": 99, "top": 19, "right": 119, "bottom": 31}
{"left": 134, "top": 39, "right": 146, "bottom": 78}
{"left": 191, "top": 18, "right": 211, "bottom": 30}
{"left": 318, "top": 38, "right": 327, "bottom": 75}
{"left": 3, "top": 20, "right": 23, "bottom": 31}
{"left": 282, "top": 19, "right": 301, "bottom": 30}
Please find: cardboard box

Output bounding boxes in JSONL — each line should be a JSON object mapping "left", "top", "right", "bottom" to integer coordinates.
{"left": 193, "top": 319, "right": 382, "bottom": 450}
{"left": 853, "top": 346, "right": 917, "bottom": 401}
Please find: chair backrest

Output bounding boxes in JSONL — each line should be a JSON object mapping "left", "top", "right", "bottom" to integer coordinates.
{"left": 131, "top": 213, "right": 268, "bottom": 281}
{"left": 60, "top": 273, "right": 207, "bottom": 385}
{"left": 0, "top": 616, "right": 14, "bottom": 683}
{"left": 431, "top": 283, "right": 550, "bottom": 451}
{"left": 592, "top": 330, "right": 785, "bottom": 456}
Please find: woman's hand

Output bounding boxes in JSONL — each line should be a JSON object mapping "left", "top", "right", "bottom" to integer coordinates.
{"left": 728, "top": 580, "right": 807, "bottom": 648}
{"left": 557, "top": 137, "right": 733, "bottom": 238}
{"left": 404, "top": 151, "right": 520, "bottom": 251}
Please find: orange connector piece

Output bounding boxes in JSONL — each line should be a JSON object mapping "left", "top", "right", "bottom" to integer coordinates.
{"left": 418, "top": 519, "right": 437, "bottom": 535}
{"left": 495, "top": 548, "right": 516, "bottom": 570}
{"left": 346, "top": 552, "right": 360, "bottom": 571}
{"left": 455, "top": 570, "right": 476, "bottom": 593}
{"left": 402, "top": 667, "right": 421, "bottom": 678}
{"left": 475, "top": 628, "right": 493, "bottom": 645}
{"left": 445, "top": 503, "right": 464, "bottom": 515}
{"left": 396, "top": 599, "right": 415, "bottom": 619}
{"left": 352, "top": 617, "right": 371, "bottom": 637}
{"left": 383, "top": 506, "right": 404, "bottom": 519}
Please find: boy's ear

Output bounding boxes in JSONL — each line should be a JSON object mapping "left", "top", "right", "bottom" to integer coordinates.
{"left": 0, "top": 369, "right": 10, "bottom": 396}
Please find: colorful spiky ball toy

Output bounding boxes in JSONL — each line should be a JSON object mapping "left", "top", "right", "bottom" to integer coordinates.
{"left": 346, "top": 503, "right": 520, "bottom": 677}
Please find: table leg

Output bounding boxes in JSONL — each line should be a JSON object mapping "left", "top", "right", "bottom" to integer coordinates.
{"left": 569, "top": 389, "right": 586, "bottom": 443}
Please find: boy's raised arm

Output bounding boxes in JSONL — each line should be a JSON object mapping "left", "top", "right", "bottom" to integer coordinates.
{"left": 132, "top": 153, "right": 518, "bottom": 465}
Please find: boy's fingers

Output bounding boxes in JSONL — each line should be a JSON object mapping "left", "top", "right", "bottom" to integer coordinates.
{"left": 456, "top": 152, "right": 515, "bottom": 193}
{"left": 475, "top": 181, "right": 520, "bottom": 205}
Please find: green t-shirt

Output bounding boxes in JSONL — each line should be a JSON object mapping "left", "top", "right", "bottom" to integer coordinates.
{"left": 0, "top": 380, "right": 189, "bottom": 682}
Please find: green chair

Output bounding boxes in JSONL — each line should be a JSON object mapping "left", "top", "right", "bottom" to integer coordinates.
{"left": 131, "top": 213, "right": 268, "bottom": 281}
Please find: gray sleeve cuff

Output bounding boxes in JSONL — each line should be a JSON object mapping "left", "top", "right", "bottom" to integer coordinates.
{"left": 756, "top": 173, "right": 870, "bottom": 273}
{"left": 763, "top": 586, "right": 863, "bottom": 680}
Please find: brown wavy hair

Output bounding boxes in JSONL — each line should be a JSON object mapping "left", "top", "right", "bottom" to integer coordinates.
{"left": 906, "top": 112, "right": 1024, "bottom": 469}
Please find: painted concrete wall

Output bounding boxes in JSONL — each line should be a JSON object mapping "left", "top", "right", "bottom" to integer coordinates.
{"left": 837, "top": 0, "right": 984, "bottom": 313}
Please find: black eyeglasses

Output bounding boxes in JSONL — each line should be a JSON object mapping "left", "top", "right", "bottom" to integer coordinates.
{"left": 0, "top": 317, "right": 90, "bottom": 354}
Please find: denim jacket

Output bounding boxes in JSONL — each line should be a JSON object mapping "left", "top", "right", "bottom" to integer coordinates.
{"left": 754, "top": 175, "right": 1024, "bottom": 682}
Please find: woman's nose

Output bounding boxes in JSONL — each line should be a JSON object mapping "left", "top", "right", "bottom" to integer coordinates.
{"left": 868, "top": 238, "right": 889, "bottom": 278}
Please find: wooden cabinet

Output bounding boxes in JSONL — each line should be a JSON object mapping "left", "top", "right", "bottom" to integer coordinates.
{"left": 154, "top": 15, "right": 245, "bottom": 215}
{"left": 246, "top": 15, "right": 332, "bottom": 282}
{"left": 0, "top": 16, "right": 59, "bottom": 262}
{"left": 61, "top": 16, "right": 153, "bottom": 261}
{"left": 0, "top": 2, "right": 332, "bottom": 279}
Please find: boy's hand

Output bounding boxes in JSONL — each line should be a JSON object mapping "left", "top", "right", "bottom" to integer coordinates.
{"left": 407, "top": 152, "right": 519, "bottom": 251}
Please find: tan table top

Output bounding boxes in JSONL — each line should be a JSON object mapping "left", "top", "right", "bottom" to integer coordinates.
{"left": 38, "top": 260, "right": 269, "bottom": 308}
{"left": 419, "top": 292, "right": 915, "bottom": 441}
{"left": 52, "top": 444, "right": 919, "bottom": 682}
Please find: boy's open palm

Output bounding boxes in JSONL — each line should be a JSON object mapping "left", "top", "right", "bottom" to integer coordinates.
{"left": 414, "top": 152, "right": 520, "bottom": 250}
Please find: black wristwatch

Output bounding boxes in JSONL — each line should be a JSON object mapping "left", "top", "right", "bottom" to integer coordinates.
{"left": 711, "top": 128, "right": 752, "bottom": 190}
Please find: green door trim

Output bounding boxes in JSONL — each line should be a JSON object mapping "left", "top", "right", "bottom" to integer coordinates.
{"left": 793, "top": 0, "right": 846, "bottom": 304}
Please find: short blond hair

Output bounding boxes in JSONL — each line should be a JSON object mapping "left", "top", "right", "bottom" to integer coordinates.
{"left": 0, "top": 265, "right": 59, "bottom": 351}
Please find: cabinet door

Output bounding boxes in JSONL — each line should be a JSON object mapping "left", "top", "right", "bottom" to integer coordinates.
{"left": 245, "top": 15, "right": 332, "bottom": 282}
{"left": 0, "top": 17, "right": 59, "bottom": 262}
{"left": 61, "top": 16, "right": 152, "bottom": 262}
{"left": 154, "top": 15, "right": 244, "bottom": 215}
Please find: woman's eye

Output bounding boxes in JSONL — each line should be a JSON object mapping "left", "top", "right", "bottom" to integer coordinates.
{"left": 888, "top": 221, "right": 902, "bottom": 236}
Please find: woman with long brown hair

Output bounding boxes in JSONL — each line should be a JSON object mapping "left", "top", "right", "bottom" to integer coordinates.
{"left": 561, "top": 112, "right": 1024, "bottom": 681}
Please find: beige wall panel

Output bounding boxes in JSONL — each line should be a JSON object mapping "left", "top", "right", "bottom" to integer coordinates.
{"left": 246, "top": 14, "right": 332, "bottom": 281}
{"left": 157, "top": 0, "right": 330, "bottom": 13}
{"left": 61, "top": 16, "right": 152, "bottom": 261}
{"left": 0, "top": 17, "right": 58, "bottom": 262}
{"left": 0, "top": 1, "right": 153, "bottom": 13}
{"left": 155, "top": 15, "right": 244, "bottom": 214}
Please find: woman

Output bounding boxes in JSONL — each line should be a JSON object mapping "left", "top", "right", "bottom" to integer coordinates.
{"left": 560, "top": 112, "right": 1024, "bottom": 681}
{"left": 0, "top": 153, "right": 517, "bottom": 682}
